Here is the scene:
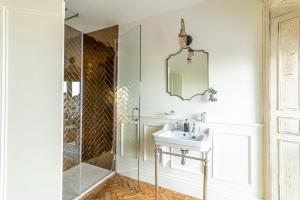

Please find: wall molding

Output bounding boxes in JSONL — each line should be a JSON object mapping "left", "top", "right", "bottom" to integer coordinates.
{"left": 141, "top": 116, "right": 264, "bottom": 128}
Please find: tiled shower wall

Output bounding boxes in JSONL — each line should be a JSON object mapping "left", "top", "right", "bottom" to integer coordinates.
{"left": 63, "top": 25, "right": 118, "bottom": 172}
{"left": 82, "top": 26, "right": 119, "bottom": 170}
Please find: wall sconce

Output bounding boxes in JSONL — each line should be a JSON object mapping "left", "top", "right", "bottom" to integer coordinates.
{"left": 178, "top": 18, "right": 192, "bottom": 48}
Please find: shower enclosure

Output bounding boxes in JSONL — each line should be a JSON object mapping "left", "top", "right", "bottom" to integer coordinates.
{"left": 63, "top": 24, "right": 141, "bottom": 200}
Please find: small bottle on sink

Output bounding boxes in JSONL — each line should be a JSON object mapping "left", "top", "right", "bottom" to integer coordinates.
{"left": 184, "top": 119, "right": 189, "bottom": 132}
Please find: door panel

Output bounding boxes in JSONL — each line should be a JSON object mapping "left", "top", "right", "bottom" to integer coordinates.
{"left": 278, "top": 18, "right": 300, "bottom": 110}
{"left": 279, "top": 141, "right": 300, "bottom": 200}
{"left": 278, "top": 117, "right": 300, "bottom": 135}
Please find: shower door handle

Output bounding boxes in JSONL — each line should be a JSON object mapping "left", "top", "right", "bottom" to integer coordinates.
{"left": 132, "top": 107, "right": 140, "bottom": 122}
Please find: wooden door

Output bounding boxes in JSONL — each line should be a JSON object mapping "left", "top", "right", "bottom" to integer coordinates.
{"left": 270, "top": 11, "right": 300, "bottom": 200}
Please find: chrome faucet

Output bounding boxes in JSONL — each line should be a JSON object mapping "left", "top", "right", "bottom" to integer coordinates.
{"left": 175, "top": 122, "right": 180, "bottom": 131}
{"left": 200, "top": 112, "right": 207, "bottom": 123}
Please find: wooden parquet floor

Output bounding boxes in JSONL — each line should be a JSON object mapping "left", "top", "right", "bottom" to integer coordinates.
{"left": 82, "top": 174, "right": 199, "bottom": 200}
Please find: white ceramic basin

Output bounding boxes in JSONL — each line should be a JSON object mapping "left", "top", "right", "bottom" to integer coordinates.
{"left": 153, "top": 124, "right": 212, "bottom": 152}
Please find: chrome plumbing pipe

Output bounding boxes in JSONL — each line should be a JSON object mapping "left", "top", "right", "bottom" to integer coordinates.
{"left": 154, "top": 145, "right": 161, "bottom": 200}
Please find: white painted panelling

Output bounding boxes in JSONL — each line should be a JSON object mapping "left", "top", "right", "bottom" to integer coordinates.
{"left": 120, "top": 123, "right": 138, "bottom": 158}
{"left": 212, "top": 132, "right": 251, "bottom": 185}
{"left": 142, "top": 124, "right": 162, "bottom": 161}
{"left": 0, "top": 1, "right": 64, "bottom": 200}
{"left": 126, "top": 117, "right": 263, "bottom": 199}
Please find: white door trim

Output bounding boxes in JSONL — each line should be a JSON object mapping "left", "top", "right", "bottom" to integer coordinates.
{"left": 262, "top": 2, "right": 271, "bottom": 200}
{"left": 0, "top": 4, "right": 8, "bottom": 200}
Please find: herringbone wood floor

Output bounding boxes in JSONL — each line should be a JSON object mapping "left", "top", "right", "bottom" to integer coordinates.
{"left": 82, "top": 175, "right": 199, "bottom": 200}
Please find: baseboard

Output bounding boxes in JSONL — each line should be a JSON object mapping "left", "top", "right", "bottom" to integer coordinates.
{"left": 112, "top": 168, "right": 264, "bottom": 200}
{"left": 138, "top": 169, "right": 263, "bottom": 200}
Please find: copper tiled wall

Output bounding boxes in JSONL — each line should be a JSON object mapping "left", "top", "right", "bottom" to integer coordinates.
{"left": 63, "top": 25, "right": 82, "bottom": 171}
{"left": 82, "top": 26, "right": 119, "bottom": 170}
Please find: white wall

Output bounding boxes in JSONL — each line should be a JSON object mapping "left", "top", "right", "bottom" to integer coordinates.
{"left": 120, "top": 0, "right": 263, "bottom": 125}
{"left": 0, "top": 0, "right": 64, "bottom": 200}
{"left": 119, "top": 0, "right": 264, "bottom": 200}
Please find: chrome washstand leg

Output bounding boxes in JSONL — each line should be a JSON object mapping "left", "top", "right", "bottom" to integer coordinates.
{"left": 203, "top": 152, "right": 208, "bottom": 200}
{"left": 154, "top": 146, "right": 161, "bottom": 200}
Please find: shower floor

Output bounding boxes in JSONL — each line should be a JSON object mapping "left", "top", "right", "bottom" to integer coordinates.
{"left": 63, "top": 162, "right": 112, "bottom": 200}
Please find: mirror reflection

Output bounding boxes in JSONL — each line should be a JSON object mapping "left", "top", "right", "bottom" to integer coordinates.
{"left": 167, "top": 48, "right": 209, "bottom": 100}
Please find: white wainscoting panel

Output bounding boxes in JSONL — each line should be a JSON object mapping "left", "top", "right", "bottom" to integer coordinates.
{"left": 120, "top": 122, "right": 138, "bottom": 158}
{"left": 212, "top": 132, "right": 251, "bottom": 185}
{"left": 135, "top": 117, "right": 264, "bottom": 200}
{"left": 142, "top": 124, "right": 163, "bottom": 161}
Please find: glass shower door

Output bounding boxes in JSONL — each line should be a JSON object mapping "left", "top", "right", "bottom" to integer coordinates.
{"left": 63, "top": 25, "right": 82, "bottom": 200}
{"left": 116, "top": 25, "right": 141, "bottom": 182}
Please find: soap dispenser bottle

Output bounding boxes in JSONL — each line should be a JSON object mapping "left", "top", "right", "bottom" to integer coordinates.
{"left": 184, "top": 119, "right": 189, "bottom": 132}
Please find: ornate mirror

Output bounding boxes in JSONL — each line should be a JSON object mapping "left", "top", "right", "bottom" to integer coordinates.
{"left": 167, "top": 48, "right": 209, "bottom": 100}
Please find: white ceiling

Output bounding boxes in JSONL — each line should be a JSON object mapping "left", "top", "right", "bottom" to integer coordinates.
{"left": 65, "top": 0, "right": 204, "bottom": 33}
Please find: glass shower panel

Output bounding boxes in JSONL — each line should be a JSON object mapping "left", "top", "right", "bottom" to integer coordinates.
{"left": 116, "top": 25, "right": 141, "bottom": 182}
{"left": 63, "top": 25, "right": 82, "bottom": 200}
{"left": 79, "top": 27, "right": 118, "bottom": 193}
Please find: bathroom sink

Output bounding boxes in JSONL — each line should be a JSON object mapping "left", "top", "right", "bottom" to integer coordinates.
{"left": 153, "top": 124, "right": 212, "bottom": 152}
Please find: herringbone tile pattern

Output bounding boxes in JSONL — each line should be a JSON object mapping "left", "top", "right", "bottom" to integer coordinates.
{"left": 82, "top": 175, "right": 199, "bottom": 200}
{"left": 82, "top": 26, "right": 118, "bottom": 169}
